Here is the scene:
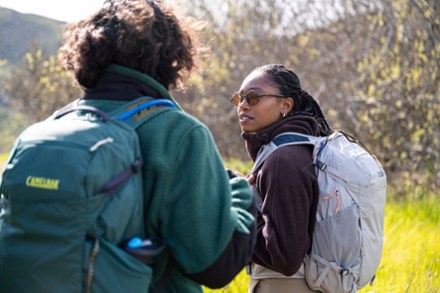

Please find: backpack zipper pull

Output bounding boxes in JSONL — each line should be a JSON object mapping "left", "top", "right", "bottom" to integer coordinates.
{"left": 90, "top": 137, "right": 114, "bottom": 152}
{"left": 323, "top": 189, "right": 341, "bottom": 214}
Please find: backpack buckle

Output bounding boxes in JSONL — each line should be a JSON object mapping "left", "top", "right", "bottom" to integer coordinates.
{"left": 316, "top": 160, "right": 327, "bottom": 171}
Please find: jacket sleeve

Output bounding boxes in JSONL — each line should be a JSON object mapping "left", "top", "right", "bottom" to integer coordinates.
{"left": 188, "top": 173, "right": 257, "bottom": 288}
{"left": 251, "top": 145, "right": 318, "bottom": 276}
{"left": 158, "top": 124, "right": 257, "bottom": 288}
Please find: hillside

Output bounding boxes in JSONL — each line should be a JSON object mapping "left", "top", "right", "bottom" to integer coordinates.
{"left": 0, "top": 7, "right": 64, "bottom": 69}
{"left": 0, "top": 7, "right": 66, "bottom": 152}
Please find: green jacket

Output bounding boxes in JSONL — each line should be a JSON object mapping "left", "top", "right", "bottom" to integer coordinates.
{"left": 78, "top": 65, "right": 257, "bottom": 292}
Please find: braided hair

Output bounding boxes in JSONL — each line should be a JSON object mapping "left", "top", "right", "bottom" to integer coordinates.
{"left": 253, "top": 64, "right": 333, "bottom": 136}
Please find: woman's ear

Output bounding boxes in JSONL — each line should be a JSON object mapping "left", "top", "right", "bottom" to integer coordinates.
{"left": 283, "top": 97, "right": 294, "bottom": 113}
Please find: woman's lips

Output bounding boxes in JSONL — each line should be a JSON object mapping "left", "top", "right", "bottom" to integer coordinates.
{"left": 239, "top": 113, "right": 252, "bottom": 122}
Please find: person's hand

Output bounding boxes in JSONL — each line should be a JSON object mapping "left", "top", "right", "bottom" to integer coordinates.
{"left": 247, "top": 174, "right": 256, "bottom": 185}
{"left": 227, "top": 169, "right": 255, "bottom": 185}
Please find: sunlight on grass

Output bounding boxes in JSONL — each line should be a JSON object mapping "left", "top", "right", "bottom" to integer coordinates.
{"left": 204, "top": 270, "right": 250, "bottom": 293}
{"left": 0, "top": 152, "right": 8, "bottom": 173}
{"left": 359, "top": 197, "right": 440, "bottom": 293}
{"left": 224, "top": 158, "right": 253, "bottom": 177}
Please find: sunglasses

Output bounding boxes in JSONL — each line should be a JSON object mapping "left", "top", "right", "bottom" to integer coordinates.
{"left": 230, "top": 90, "right": 286, "bottom": 107}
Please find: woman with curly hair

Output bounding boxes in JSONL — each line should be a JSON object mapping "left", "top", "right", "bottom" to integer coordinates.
{"left": 61, "top": 1, "right": 257, "bottom": 291}
{"left": 1, "top": 1, "right": 256, "bottom": 292}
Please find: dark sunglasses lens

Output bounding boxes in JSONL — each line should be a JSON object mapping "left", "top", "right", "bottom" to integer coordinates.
{"left": 246, "top": 92, "right": 260, "bottom": 105}
{"left": 231, "top": 91, "right": 260, "bottom": 106}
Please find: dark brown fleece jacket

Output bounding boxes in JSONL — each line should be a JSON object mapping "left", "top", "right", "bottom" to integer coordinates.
{"left": 242, "top": 115, "right": 320, "bottom": 276}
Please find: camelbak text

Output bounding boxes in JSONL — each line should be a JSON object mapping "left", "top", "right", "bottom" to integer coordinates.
{"left": 26, "top": 176, "right": 60, "bottom": 190}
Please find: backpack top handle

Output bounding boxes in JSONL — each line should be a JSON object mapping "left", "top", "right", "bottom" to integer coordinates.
{"left": 54, "top": 104, "right": 111, "bottom": 122}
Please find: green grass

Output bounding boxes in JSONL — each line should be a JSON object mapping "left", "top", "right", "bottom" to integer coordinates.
{"left": 0, "top": 152, "right": 8, "bottom": 171}
{"left": 203, "top": 195, "right": 440, "bottom": 293}
{"left": 224, "top": 158, "right": 253, "bottom": 177}
{"left": 362, "top": 197, "right": 440, "bottom": 293}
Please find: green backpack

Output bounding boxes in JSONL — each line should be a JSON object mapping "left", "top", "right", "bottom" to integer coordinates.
{"left": 0, "top": 97, "right": 175, "bottom": 293}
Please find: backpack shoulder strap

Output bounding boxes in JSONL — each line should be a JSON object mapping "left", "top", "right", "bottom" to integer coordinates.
{"left": 251, "top": 132, "right": 317, "bottom": 174}
{"left": 110, "top": 96, "right": 177, "bottom": 129}
{"left": 272, "top": 132, "right": 317, "bottom": 146}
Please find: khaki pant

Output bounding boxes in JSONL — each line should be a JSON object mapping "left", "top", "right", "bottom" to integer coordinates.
{"left": 249, "top": 277, "right": 316, "bottom": 293}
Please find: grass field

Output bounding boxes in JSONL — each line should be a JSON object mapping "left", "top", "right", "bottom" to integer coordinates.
{"left": 203, "top": 196, "right": 440, "bottom": 293}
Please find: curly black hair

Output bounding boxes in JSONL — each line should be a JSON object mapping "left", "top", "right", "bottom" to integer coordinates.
{"left": 58, "top": 0, "right": 200, "bottom": 90}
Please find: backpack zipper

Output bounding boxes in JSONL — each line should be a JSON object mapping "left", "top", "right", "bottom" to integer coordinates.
{"left": 86, "top": 236, "right": 100, "bottom": 293}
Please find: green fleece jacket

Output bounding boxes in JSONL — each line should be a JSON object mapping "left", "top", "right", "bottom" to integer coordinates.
{"left": 77, "top": 65, "right": 257, "bottom": 292}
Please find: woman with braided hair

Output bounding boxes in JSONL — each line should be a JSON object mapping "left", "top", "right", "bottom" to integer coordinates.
{"left": 230, "top": 64, "right": 332, "bottom": 292}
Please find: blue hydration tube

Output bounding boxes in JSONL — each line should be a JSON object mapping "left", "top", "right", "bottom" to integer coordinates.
{"left": 118, "top": 99, "right": 176, "bottom": 121}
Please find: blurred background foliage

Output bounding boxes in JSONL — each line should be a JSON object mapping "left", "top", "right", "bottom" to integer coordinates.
{"left": 0, "top": 0, "right": 438, "bottom": 197}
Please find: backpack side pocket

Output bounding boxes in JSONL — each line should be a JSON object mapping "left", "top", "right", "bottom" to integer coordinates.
{"left": 305, "top": 203, "right": 361, "bottom": 293}
{"left": 85, "top": 236, "right": 152, "bottom": 293}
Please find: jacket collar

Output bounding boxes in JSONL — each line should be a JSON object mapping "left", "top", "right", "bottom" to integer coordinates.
{"left": 83, "top": 64, "right": 181, "bottom": 109}
{"left": 242, "top": 115, "right": 320, "bottom": 161}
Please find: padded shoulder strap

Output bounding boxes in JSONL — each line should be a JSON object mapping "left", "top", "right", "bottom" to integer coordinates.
{"left": 110, "top": 96, "right": 177, "bottom": 129}
{"left": 272, "top": 132, "right": 317, "bottom": 146}
{"left": 251, "top": 132, "right": 317, "bottom": 174}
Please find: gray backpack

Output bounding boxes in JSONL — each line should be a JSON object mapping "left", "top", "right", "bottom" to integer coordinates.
{"left": 251, "top": 131, "right": 387, "bottom": 293}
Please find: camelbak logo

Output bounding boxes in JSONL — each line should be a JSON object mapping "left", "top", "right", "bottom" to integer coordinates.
{"left": 26, "top": 176, "right": 60, "bottom": 190}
